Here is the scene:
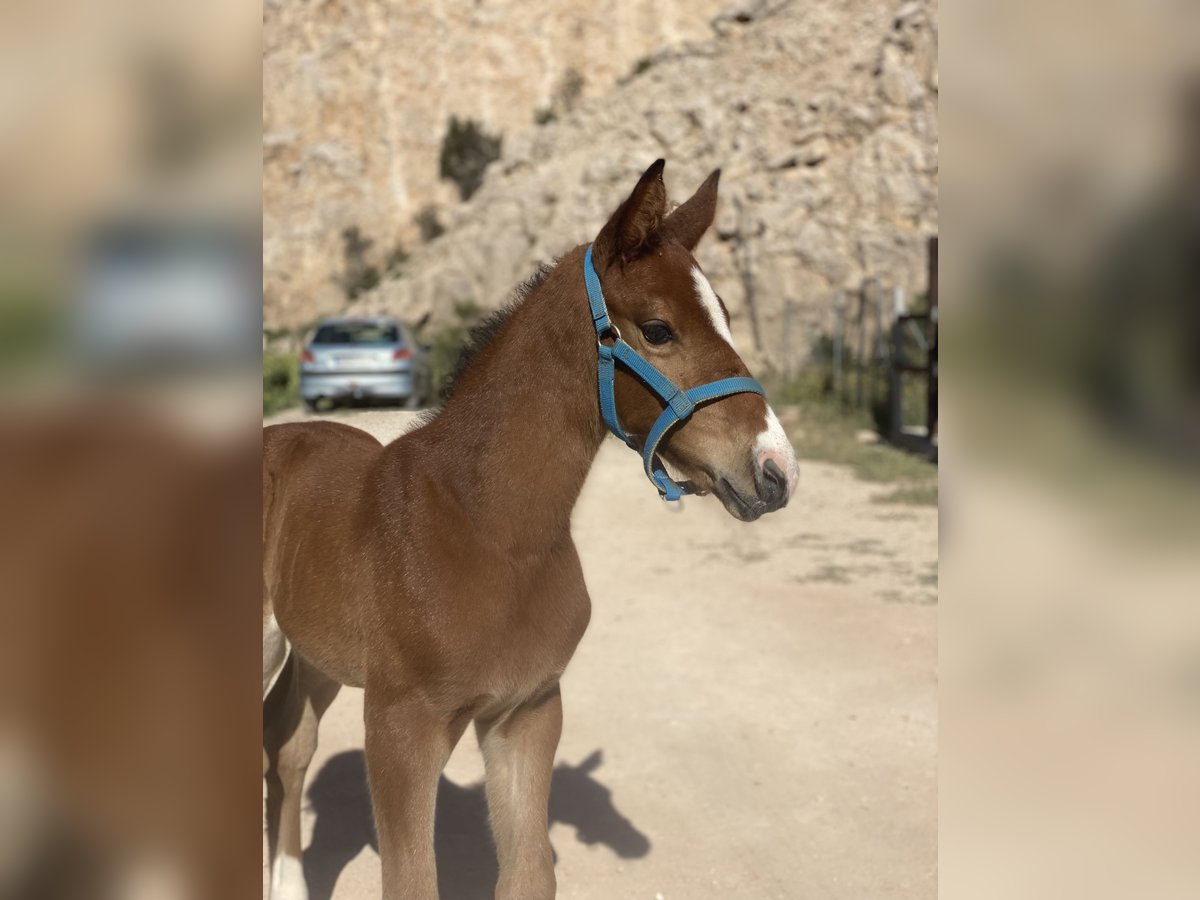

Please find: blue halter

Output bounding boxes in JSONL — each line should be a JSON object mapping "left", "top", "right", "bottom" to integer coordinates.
{"left": 584, "top": 244, "right": 766, "bottom": 500}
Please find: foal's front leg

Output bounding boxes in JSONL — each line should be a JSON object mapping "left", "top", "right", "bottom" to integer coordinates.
{"left": 476, "top": 685, "right": 563, "bottom": 900}
{"left": 364, "top": 689, "right": 467, "bottom": 900}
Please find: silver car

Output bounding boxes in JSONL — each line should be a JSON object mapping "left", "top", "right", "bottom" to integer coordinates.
{"left": 299, "top": 316, "right": 431, "bottom": 410}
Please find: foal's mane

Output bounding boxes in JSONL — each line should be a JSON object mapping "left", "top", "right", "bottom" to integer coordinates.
{"left": 435, "top": 261, "right": 555, "bottom": 406}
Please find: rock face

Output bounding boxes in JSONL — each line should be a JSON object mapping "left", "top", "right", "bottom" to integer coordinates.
{"left": 267, "top": 0, "right": 938, "bottom": 371}
{"left": 264, "top": 0, "right": 728, "bottom": 324}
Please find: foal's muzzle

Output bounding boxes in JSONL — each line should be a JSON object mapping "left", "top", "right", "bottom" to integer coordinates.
{"left": 712, "top": 455, "right": 792, "bottom": 522}
{"left": 757, "top": 457, "right": 790, "bottom": 509}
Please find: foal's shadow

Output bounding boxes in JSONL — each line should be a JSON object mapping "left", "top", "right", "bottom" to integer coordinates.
{"left": 303, "top": 749, "right": 650, "bottom": 900}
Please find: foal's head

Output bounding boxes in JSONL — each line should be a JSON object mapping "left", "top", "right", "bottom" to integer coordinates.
{"left": 589, "top": 160, "right": 799, "bottom": 521}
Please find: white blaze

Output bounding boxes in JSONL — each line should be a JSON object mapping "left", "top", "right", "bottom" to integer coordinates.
{"left": 690, "top": 267, "right": 735, "bottom": 347}
{"left": 691, "top": 265, "right": 799, "bottom": 499}
{"left": 754, "top": 406, "right": 801, "bottom": 497}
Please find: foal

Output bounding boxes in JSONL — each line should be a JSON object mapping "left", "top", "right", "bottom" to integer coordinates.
{"left": 263, "top": 160, "right": 800, "bottom": 900}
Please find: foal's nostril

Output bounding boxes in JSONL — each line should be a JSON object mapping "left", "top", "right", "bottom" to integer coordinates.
{"left": 760, "top": 457, "right": 787, "bottom": 506}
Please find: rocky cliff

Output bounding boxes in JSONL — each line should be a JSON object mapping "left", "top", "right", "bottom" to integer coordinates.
{"left": 267, "top": 0, "right": 938, "bottom": 370}
{"left": 264, "top": 0, "right": 729, "bottom": 324}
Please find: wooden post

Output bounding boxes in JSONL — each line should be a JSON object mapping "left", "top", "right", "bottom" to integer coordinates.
{"left": 890, "top": 311, "right": 903, "bottom": 444}
{"left": 926, "top": 236, "right": 938, "bottom": 440}
{"left": 855, "top": 283, "right": 869, "bottom": 408}
{"left": 873, "top": 282, "right": 886, "bottom": 409}
{"left": 832, "top": 291, "right": 845, "bottom": 403}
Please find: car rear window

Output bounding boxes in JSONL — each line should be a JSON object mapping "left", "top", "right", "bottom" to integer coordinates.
{"left": 311, "top": 322, "right": 400, "bottom": 345}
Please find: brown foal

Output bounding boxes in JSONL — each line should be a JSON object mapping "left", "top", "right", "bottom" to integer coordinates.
{"left": 262, "top": 160, "right": 800, "bottom": 900}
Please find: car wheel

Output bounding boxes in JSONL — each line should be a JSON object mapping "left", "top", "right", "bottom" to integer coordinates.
{"left": 303, "top": 398, "right": 321, "bottom": 413}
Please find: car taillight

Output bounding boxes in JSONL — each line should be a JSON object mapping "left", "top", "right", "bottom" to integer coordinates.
{"left": 392, "top": 347, "right": 411, "bottom": 361}
{"left": 300, "top": 349, "right": 314, "bottom": 363}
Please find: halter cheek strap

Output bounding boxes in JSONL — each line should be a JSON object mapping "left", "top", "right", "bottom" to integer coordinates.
{"left": 584, "top": 244, "right": 766, "bottom": 500}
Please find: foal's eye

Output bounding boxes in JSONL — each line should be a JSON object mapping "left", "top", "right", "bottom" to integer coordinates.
{"left": 640, "top": 321, "right": 674, "bottom": 345}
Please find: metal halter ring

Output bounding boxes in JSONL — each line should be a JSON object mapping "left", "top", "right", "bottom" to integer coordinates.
{"left": 597, "top": 322, "right": 622, "bottom": 348}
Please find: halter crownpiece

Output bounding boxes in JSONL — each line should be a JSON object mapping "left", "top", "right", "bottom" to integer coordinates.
{"left": 583, "top": 244, "right": 766, "bottom": 501}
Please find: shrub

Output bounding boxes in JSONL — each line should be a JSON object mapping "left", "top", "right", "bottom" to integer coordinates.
{"left": 263, "top": 352, "right": 299, "bottom": 416}
{"left": 422, "top": 299, "right": 487, "bottom": 404}
{"left": 452, "top": 298, "right": 481, "bottom": 321}
{"left": 556, "top": 68, "right": 584, "bottom": 111}
{"left": 439, "top": 117, "right": 502, "bottom": 201}
{"left": 347, "top": 267, "right": 380, "bottom": 299}
{"left": 340, "top": 226, "right": 380, "bottom": 300}
{"left": 535, "top": 68, "right": 584, "bottom": 125}
{"left": 425, "top": 321, "right": 470, "bottom": 404}
{"left": 386, "top": 245, "right": 409, "bottom": 276}
{"left": 414, "top": 207, "right": 445, "bottom": 243}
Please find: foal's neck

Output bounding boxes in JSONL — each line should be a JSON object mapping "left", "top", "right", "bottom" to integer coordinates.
{"left": 418, "top": 246, "right": 605, "bottom": 546}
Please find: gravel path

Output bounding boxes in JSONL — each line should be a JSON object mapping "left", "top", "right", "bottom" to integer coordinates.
{"left": 264, "top": 407, "right": 937, "bottom": 900}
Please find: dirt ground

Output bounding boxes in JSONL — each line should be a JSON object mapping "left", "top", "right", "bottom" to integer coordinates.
{"left": 264, "top": 407, "right": 937, "bottom": 900}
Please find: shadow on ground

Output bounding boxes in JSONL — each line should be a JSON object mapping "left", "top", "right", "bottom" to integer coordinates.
{"left": 302, "top": 749, "right": 650, "bottom": 900}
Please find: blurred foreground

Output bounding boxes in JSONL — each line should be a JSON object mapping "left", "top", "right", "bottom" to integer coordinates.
{"left": 942, "top": 1, "right": 1200, "bottom": 896}
{"left": 1, "top": 0, "right": 260, "bottom": 897}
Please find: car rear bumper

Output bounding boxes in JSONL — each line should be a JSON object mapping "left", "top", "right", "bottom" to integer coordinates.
{"left": 299, "top": 370, "right": 415, "bottom": 400}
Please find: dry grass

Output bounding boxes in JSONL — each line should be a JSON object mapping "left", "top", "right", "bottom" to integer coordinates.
{"left": 770, "top": 375, "right": 937, "bottom": 507}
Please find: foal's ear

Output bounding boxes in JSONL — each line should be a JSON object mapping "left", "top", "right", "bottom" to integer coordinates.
{"left": 663, "top": 168, "right": 720, "bottom": 251}
{"left": 593, "top": 159, "right": 668, "bottom": 269}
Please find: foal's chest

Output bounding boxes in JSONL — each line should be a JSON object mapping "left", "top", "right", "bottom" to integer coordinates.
{"left": 384, "top": 531, "right": 593, "bottom": 708}
{"left": 443, "top": 569, "right": 591, "bottom": 707}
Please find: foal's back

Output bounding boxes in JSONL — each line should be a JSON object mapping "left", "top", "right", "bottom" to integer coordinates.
{"left": 263, "top": 420, "right": 381, "bottom": 491}
{"left": 263, "top": 420, "right": 385, "bottom": 685}
{"left": 263, "top": 420, "right": 382, "bottom": 538}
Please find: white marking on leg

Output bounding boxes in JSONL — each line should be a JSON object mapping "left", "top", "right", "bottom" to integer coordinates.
{"left": 754, "top": 406, "right": 800, "bottom": 497}
{"left": 270, "top": 853, "right": 308, "bottom": 900}
{"left": 691, "top": 267, "right": 735, "bottom": 347}
{"left": 263, "top": 613, "right": 291, "bottom": 700}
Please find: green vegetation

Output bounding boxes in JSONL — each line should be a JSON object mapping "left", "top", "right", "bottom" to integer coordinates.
{"left": 340, "top": 228, "right": 410, "bottom": 297}
{"left": 386, "top": 245, "right": 410, "bottom": 276}
{"left": 0, "top": 280, "right": 58, "bottom": 375}
{"left": 340, "top": 226, "right": 380, "bottom": 300}
{"left": 535, "top": 68, "right": 584, "bottom": 125}
{"left": 557, "top": 68, "right": 584, "bottom": 109}
{"left": 425, "top": 324, "right": 469, "bottom": 403}
{"left": 420, "top": 300, "right": 485, "bottom": 404}
{"left": 263, "top": 351, "right": 299, "bottom": 416}
{"left": 439, "top": 117, "right": 502, "bottom": 201}
{"left": 452, "top": 299, "right": 481, "bottom": 321}
{"left": 414, "top": 207, "right": 445, "bottom": 243}
{"left": 768, "top": 371, "right": 937, "bottom": 506}
{"left": 873, "top": 483, "right": 939, "bottom": 506}
{"left": 797, "top": 564, "right": 853, "bottom": 585}
{"left": 631, "top": 56, "right": 654, "bottom": 77}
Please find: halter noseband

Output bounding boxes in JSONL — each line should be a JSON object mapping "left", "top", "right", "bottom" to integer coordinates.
{"left": 584, "top": 244, "right": 766, "bottom": 501}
